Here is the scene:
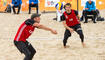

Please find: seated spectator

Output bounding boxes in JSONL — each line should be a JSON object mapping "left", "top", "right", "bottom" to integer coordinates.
{"left": 29, "top": 0, "right": 39, "bottom": 14}
{"left": 5, "top": 4, "right": 11, "bottom": 13}
{"left": 80, "top": 0, "right": 98, "bottom": 23}
{"left": 12, "top": 0, "right": 22, "bottom": 14}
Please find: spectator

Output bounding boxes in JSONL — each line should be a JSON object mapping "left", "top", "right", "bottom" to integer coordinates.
{"left": 29, "top": 0, "right": 39, "bottom": 14}
{"left": 80, "top": 0, "right": 98, "bottom": 23}
{"left": 12, "top": 0, "right": 22, "bottom": 14}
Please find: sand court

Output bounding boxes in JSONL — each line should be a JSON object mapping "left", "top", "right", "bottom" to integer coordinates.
{"left": 0, "top": 10, "right": 105, "bottom": 60}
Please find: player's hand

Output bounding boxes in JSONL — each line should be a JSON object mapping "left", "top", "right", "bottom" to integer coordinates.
{"left": 69, "top": 28, "right": 74, "bottom": 33}
{"left": 31, "top": 2, "right": 34, "bottom": 4}
{"left": 51, "top": 29, "right": 57, "bottom": 34}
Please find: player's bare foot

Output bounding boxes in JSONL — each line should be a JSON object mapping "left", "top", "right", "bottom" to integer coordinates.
{"left": 82, "top": 42, "right": 85, "bottom": 48}
{"left": 64, "top": 45, "right": 70, "bottom": 48}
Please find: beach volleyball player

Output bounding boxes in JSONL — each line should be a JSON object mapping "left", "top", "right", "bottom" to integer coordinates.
{"left": 61, "top": 3, "right": 85, "bottom": 48}
{"left": 14, "top": 13, "right": 57, "bottom": 60}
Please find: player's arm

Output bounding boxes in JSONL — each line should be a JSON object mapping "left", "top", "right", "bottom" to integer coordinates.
{"left": 25, "top": 19, "right": 57, "bottom": 34}
{"left": 77, "top": 15, "right": 80, "bottom": 22}
{"left": 33, "top": 23, "right": 57, "bottom": 34}
{"left": 74, "top": 10, "right": 80, "bottom": 22}
{"left": 61, "top": 14, "right": 74, "bottom": 33}
{"left": 62, "top": 21, "right": 74, "bottom": 33}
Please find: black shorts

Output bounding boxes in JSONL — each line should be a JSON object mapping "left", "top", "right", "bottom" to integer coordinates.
{"left": 70, "top": 24, "right": 82, "bottom": 31}
{"left": 14, "top": 40, "right": 36, "bottom": 54}
{"left": 64, "top": 24, "right": 83, "bottom": 37}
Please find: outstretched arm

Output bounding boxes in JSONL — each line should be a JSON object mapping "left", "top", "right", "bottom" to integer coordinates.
{"left": 33, "top": 23, "right": 57, "bottom": 34}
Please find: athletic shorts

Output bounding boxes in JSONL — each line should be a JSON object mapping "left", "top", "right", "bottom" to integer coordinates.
{"left": 14, "top": 40, "right": 32, "bottom": 53}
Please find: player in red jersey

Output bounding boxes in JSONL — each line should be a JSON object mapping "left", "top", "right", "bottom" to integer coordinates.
{"left": 14, "top": 13, "right": 57, "bottom": 60}
{"left": 61, "top": 3, "right": 85, "bottom": 48}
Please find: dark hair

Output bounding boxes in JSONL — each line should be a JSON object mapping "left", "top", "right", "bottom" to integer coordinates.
{"left": 64, "top": 3, "right": 71, "bottom": 9}
{"left": 31, "top": 13, "right": 41, "bottom": 19}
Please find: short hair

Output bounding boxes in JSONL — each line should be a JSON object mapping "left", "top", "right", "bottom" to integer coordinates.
{"left": 64, "top": 3, "right": 71, "bottom": 9}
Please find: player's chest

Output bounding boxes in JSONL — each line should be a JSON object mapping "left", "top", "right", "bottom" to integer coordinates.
{"left": 66, "top": 15, "right": 77, "bottom": 21}
{"left": 25, "top": 26, "right": 35, "bottom": 34}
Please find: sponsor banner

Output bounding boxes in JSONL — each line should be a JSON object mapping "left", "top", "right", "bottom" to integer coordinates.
{"left": 45, "top": 0, "right": 60, "bottom": 7}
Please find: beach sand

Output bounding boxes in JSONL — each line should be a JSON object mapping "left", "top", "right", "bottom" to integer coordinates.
{"left": 0, "top": 10, "right": 105, "bottom": 60}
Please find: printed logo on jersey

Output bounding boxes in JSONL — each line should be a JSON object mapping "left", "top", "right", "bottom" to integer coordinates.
{"left": 29, "top": 30, "right": 33, "bottom": 34}
{"left": 69, "top": 18, "right": 73, "bottom": 21}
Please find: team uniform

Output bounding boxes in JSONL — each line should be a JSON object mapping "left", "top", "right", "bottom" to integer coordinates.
{"left": 14, "top": 19, "right": 36, "bottom": 60}
{"left": 61, "top": 9, "right": 84, "bottom": 46}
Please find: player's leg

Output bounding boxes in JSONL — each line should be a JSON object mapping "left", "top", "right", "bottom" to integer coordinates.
{"left": 14, "top": 41, "right": 32, "bottom": 60}
{"left": 14, "top": 41, "right": 24, "bottom": 53}
{"left": 63, "top": 29, "right": 71, "bottom": 48}
{"left": 75, "top": 25, "right": 85, "bottom": 47}
{"left": 26, "top": 41, "right": 36, "bottom": 60}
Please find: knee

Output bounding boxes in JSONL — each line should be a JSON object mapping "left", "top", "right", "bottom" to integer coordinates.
{"left": 79, "top": 32, "right": 84, "bottom": 42}
{"left": 79, "top": 33, "right": 84, "bottom": 39}
{"left": 24, "top": 53, "right": 31, "bottom": 60}
{"left": 24, "top": 52, "right": 32, "bottom": 60}
{"left": 64, "top": 34, "right": 71, "bottom": 39}
{"left": 26, "top": 51, "right": 31, "bottom": 56}
{"left": 30, "top": 49, "right": 36, "bottom": 56}
{"left": 79, "top": 32, "right": 84, "bottom": 36}
{"left": 81, "top": 34, "right": 84, "bottom": 38}
{"left": 78, "top": 31, "right": 84, "bottom": 37}
{"left": 63, "top": 36, "right": 70, "bottom": 43}
{"left": 63, "top": 39, "right": 67, "bottom": 43}
{"left": 33, "top": 49, "right": 36, "bottom": 55}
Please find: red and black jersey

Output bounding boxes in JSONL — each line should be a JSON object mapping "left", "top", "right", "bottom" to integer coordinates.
{"left": 14, "top": 19, "right": 36, "bottom": 42}
{"left": 61, "top": 9, "right": 79, "bottom": 26}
